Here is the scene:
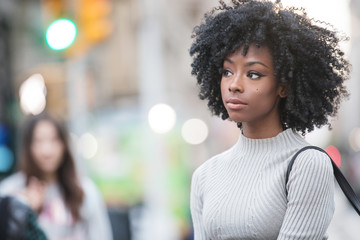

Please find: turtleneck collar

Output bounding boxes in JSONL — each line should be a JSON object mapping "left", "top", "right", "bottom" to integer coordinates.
{"left": 234, "top": 128, "right": 306, "bottom": 155}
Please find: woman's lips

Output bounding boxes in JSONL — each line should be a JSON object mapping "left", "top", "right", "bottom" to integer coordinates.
{"left": 226, "top": 98, "right": 248, "bottom": 109}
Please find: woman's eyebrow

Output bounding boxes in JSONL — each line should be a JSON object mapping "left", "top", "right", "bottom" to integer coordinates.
{"left": 245, "top": 61, "right": 269, "bottom": 68}
{"left": 224, "top": 58, "right": 269, "bottom": 69}
{"left": 224, "top": 58, "right": 233, "bottom": 64}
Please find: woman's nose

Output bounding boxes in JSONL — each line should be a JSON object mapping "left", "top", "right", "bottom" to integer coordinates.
{"left": 38, "top": 141, "right": 54, "bottom": 154}
{"left": 228, "top": 75, "right": 244, "bottom": 93}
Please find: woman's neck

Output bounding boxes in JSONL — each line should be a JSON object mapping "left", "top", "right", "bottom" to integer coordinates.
{"left": 241, "top": 121, "right": 284, "bottom": 139}
{"left": 43, "top": 173, "right": 58, "bottom": 184}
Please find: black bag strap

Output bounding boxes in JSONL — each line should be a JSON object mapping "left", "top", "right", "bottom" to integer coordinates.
{"left": 286, "top": 145, "right": 360, "bottom": 215}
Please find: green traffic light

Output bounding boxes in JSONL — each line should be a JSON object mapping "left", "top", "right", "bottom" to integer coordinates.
{"left": 46, "top": 19, "right": 77, "bottom": 51}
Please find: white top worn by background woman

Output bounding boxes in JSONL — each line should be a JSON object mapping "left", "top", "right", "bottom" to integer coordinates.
{"left": 0, "top": 172, "right": 113, "bottom": 240}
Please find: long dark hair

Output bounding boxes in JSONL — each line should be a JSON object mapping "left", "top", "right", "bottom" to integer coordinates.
{"left": 20, "top": 113, "right": 84, "bottom": 222}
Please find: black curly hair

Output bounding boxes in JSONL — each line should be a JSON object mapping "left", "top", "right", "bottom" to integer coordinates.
{"left": 190, "top": 0, "right": 350, "bottom": 134}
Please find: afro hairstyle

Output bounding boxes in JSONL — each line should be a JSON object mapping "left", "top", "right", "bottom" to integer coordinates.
{"left": 190, "top": 0, "right": 350, "bottom": 134}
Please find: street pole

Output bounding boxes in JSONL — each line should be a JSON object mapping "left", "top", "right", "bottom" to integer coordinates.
{"left": 136, "top": 0, "right": 179, "bottom": 239}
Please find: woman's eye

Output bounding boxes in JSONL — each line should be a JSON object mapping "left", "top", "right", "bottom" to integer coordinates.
{"left": 247, "top": 72, "right": 264, "bottom": 80}
{"left": 222, "top": 69, "right": 233, "bottom": 77}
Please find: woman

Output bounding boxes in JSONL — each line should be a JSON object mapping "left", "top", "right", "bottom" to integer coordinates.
{"left": 189, "top": 0, "right": 349, "bottom": 239}
{"left": 0, "top": 113, "right": 113, "bottom": 240}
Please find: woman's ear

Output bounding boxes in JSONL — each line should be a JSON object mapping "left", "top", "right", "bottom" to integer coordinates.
{"left": 279, "top": 85, "right": 288, "bottom": 98}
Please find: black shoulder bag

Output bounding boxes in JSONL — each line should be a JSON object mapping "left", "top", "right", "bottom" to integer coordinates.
{"left": 285, "top": 145, "right": 360, "bottom": 215}
{"left": 0, "top": 196, "right": 48, "bottom": 240}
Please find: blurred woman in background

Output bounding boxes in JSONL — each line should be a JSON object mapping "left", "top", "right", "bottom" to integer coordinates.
{"left": 0, "top": 113, "right": 113, "bottom": 240}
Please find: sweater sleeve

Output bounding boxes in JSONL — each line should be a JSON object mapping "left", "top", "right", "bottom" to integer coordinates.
{"left": 190, "top": 166, "right": 209, "bottom": 240}
{"left": 278, "top": 150, "right": 335, "bottom": 240}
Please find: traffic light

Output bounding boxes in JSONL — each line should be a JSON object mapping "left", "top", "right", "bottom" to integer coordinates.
{"left": 78, "top": 0, "right": 113, "bottom": 45}
{"left": 41, "top": 0, "right": 77, "bottom": 51}
{"left": 41, "top": 0, "right": 112, "bottom": 55}
{"left": 45, "top": 18, "right": 77, "bottom": 50}
{"left": 62, "top": 0, "right": 113, "bottom": 57}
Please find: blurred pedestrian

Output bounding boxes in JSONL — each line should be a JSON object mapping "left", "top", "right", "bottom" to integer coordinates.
{"left": 189, "top": 0, "right": 350, "bottom": 239}
{"left": 0, "top": 113, "right": 113, "bottom": 240}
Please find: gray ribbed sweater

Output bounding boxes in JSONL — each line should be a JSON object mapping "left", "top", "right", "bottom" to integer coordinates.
{"left": 190, "top": 128, "right": 335, "bottom": 240}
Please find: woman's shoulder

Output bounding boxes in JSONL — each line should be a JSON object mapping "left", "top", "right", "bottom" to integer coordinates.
{"left": 192, "top": 147, "right": 234, "bottom": 180}
{"left": 78, "top": 176, "right": 104, "bottom": 207}
{"left": 78, "top": 176, "right": 108, "bottom": 217}
{"left": 0, "top": 172, "right": 26, "bottom": 195}
{"left": 291, "top": 146, "right": 333, "bottom": 175}
{"left": 79, "top": 176, "right": 101, "bottom": 196}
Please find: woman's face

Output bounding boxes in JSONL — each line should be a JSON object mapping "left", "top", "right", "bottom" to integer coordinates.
{"left": 30, "top": 120, "right": 64, "bottom": 175}
{"left": 220, "top": 44, "right": 285, "bottom": 128}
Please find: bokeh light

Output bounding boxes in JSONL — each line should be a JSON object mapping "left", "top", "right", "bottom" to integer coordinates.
{"left": 19, "top": 73, "right": 47, "bottom": 115}
{"left": 0, "top": 145, "right": 14, "bottom": 172}
{"left": 0, "top": 125, "right": 10, "bottom": 144}
{"left": 325, "top": 145, "right": 341, "bottom": 167}
{"left": 148, "top": 104, "right": 176, "bottom": 134}
{"left": 79, "top": 133, "right": 98, "bottom": 159}
{"left": 46, "top": 19, "right": 77, "bottom": 50}
{"left": 349, "top": 128, "right": 360, "bottom": 152}
{"left": 181, "top": 118, "right": 209, "bottom": 145}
